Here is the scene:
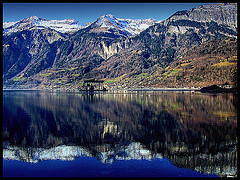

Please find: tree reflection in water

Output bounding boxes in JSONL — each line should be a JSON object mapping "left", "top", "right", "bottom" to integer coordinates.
{"left": 3, "top": 91, "right": 237, "bottom": 177}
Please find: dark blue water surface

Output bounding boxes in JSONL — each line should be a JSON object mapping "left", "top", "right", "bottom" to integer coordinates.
{"left": 3, "top": 157, "right": 218, "bottom": 177}
{"left": 3, "top": 90, "right": 237, "bottom": 177}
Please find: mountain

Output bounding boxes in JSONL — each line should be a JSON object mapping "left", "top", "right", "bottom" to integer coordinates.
{"left": 88, "top": 14, "right": 160, "bottom": 37}
{"left": 3, "top": 14, "right": 159, "bottom": 37}
{"left": 88, "top": 3, "right": 237, "bottom": 87}
{"left": 2, "top": 3, "right": 238, "bottom": 90}
{"left": 3, "top": 143, "right": 162, "bottom": 164}
{"left": 167, "top": 3, "right": 237, "bottom": 30}
{"left": 3, "top": 16, "right": 89, "bottom": 34}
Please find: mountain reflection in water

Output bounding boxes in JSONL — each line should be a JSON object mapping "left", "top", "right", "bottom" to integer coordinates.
{"left": 3, "top": 90, "right": 237, "bottom": 177}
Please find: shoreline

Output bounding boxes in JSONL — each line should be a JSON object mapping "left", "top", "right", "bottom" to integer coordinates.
{"left": 3, "top": 87, "right": 237, "bottom": 93}
{"left": 3, "top": 87, "right": 199, "bottom": 91}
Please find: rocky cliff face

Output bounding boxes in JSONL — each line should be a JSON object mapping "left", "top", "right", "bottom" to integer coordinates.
{"left": 167, "top": 3, "right": 237, "bottom": 30}
{"left": 3, "top": 28, "right": 66, "bottom": 80}
{"left": 2, "top": 3, "right": 237, "bottom": 89}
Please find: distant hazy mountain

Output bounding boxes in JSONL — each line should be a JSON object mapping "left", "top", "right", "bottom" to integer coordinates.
{"left": 2, "top": 3, "right": 237, "bottom": 89}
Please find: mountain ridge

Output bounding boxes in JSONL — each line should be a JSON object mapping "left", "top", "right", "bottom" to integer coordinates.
{"left": 167, "top": 3, "right": 237, "bottom": 29}
{"left": 3, "top": 14, "right": 160, "bottom": 36}
{"left": 2, "top": 3, "right": 237, "bottom": 90}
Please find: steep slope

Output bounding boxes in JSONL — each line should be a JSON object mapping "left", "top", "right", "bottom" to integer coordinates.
{"left": 137, "top": 38, "right": 238, "bottom": 88}
{"left": 167, "top": 3, "right": 237, "bottom": 30}
{"left": 82, "top": 14, "right": 132, "bottom": 37}
{"left": 3, "top": 28, "right": 66, "bottom": 80}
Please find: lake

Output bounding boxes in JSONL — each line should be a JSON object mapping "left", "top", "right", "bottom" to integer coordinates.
{"left": 2, "top": 90, "right": 237, "bottom": 177}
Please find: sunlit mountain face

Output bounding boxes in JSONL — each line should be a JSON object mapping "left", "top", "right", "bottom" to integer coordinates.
{"left": 3, "top": 91, "right": 237, "bottom": 177}
{"left": 3, "top": 3, "right": 237, "bottom": 90}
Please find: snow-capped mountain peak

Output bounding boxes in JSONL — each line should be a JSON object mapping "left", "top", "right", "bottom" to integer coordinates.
{"left": 95, "top": 14, "right": 121, "bottom": 28}
{"left": 3, "top": 16, "right": 89, "bottom": 35}
{"left": 3, "top": 14, "right": 161, "bottom": 37}
{"left": 90, "top": 14, "right": 160, "bottom": 37}
{"left": 25, "top": 15, "right": 42, "bottom": 21}
{"left": 102, "top": 14, "right": 116, "bottom": 20}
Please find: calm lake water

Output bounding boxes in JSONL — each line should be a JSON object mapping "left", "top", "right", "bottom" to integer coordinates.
{"left": 3, "top": 90, "right": 237, "bottom": 177}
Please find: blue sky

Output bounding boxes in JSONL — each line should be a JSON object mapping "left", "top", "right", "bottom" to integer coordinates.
{"left": 3, "top": 3, "right": 214, "bottom": 23}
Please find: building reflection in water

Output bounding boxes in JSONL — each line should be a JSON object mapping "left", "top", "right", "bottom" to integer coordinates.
{"left": 3, "top": 91, "right": 237, "bottom": 177}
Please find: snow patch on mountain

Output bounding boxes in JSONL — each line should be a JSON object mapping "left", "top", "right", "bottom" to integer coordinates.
{"left": 3, "top": 14, "right": 161, "bottom": 37}
{"left": 167, "top": 3, "right": 237, "bottom": 30}
{"left": 3, "top": 16, "right": 89, "bottom": 35}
